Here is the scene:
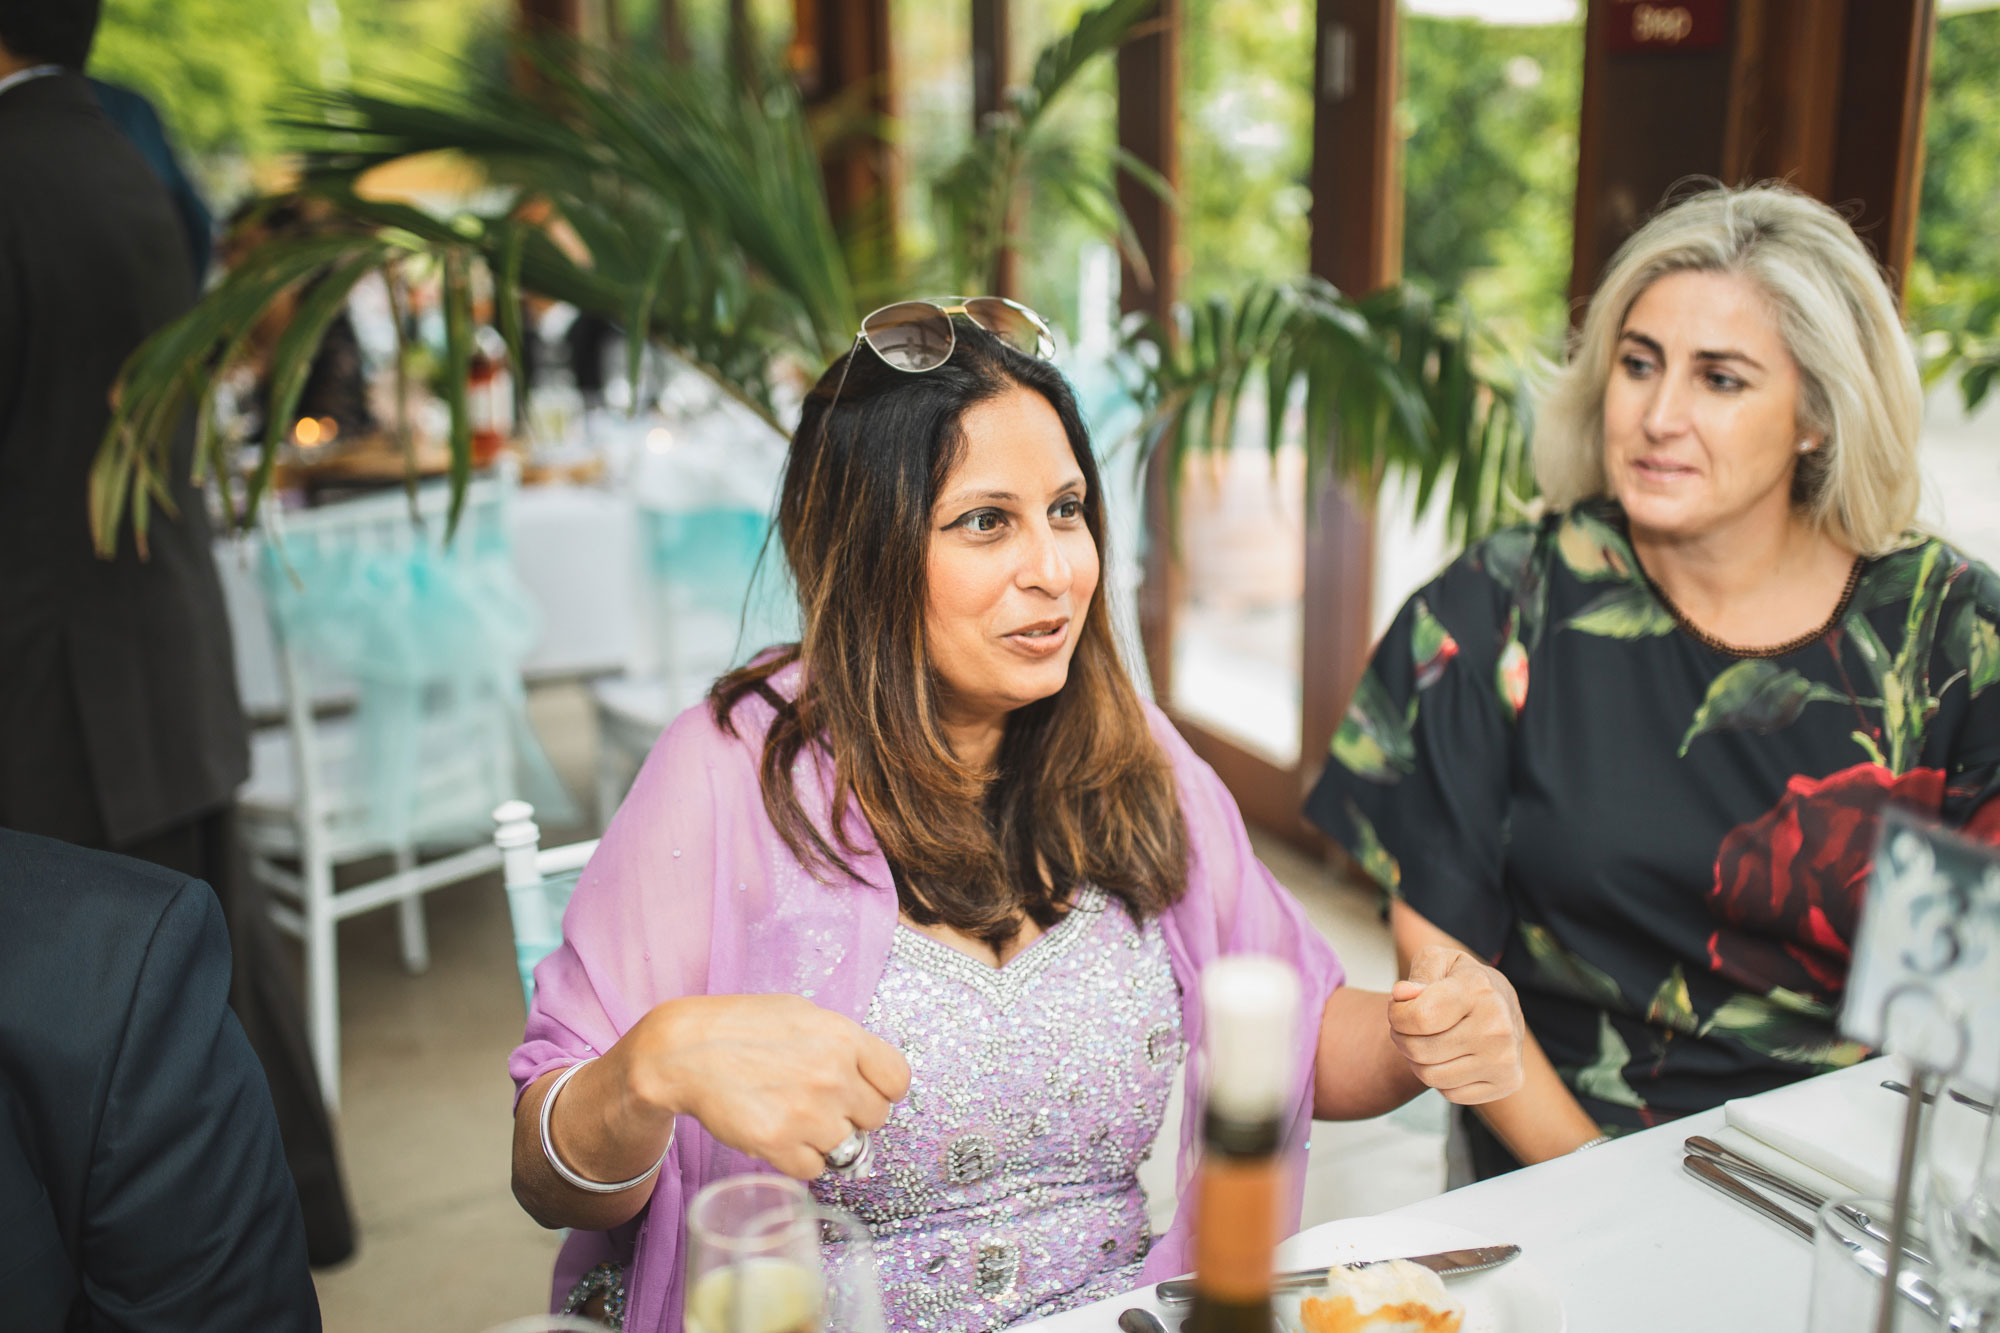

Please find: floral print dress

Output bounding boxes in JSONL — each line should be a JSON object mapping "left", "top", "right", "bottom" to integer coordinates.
{"left": 1304, "top": 502, "right": 2000, "bottom": 1145}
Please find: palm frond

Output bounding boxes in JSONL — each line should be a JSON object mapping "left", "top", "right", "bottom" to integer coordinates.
{"left": 931, "top": 0, "right": 1162, "bottom": 294}
{"left": 1120, "top": 278, "right": 1536, "bottom": 544}
{"left": 95, "top": 41, "right": 859, "bottom": 553}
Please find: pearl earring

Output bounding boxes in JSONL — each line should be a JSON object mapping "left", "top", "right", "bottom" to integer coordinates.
{"left": 1797, "top": 440, "right": 1814, "bottom": 454}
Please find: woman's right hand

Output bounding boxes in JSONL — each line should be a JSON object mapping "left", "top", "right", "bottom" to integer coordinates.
{"left": 613, "top": 993, "right": 912, "bottom": 1180}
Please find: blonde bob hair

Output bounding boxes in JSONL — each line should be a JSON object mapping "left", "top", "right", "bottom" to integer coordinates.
{"left": 1533, "top": 183, "right": 1922, "bottom": 555}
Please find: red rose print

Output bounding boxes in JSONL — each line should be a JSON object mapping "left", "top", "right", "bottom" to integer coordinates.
{"left": 1497, "top": 640, "right": 1529, "bottom": 717}
{"left": 1707, "top": 763, "right": 1946, "bottom": 1005}
{"left": 1415, "top": 635, "right": 1460, "bottom": 690}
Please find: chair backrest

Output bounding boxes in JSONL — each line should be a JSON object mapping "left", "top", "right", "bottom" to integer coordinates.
{"left": 632, "top": 499, "right": 798, "bottom": 713}
{"left": 259, "top": 466, "right": 532, "bottom": 851}
{"left": 493, "top": 799, "right": 599, "bottom": 1010}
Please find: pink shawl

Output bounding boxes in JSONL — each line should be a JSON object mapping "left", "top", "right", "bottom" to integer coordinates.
{"left": 510, "top": 665, "right": 1346, "bottom": 1330}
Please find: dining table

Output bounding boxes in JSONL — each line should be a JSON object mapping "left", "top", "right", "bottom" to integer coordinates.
{"left": 1020, "top": 1061, "right": 1904, "bottom": 1333}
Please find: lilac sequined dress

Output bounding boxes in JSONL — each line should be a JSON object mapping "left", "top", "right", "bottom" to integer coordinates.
{"left": 810, "top": 888, "right": 1183, "bottom": 1333}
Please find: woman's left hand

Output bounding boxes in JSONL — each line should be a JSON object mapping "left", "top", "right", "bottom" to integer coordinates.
{"left": 1386, "top": 945, "right": 1526, "bottom": 1104}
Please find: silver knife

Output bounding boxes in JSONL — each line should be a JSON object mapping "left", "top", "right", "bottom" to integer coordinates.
{"left": 1681, "top": 1158, "right": 1964, "bottom": 1329}
{"left": 1153, "top": 1245, "right": 1519, "bottom": 1304}
{"left": 1883, "top": 1078, "right": 1996, "bottom": 1116}
{"left": 1684, "top": 1136, "right": 1935, "bottom": 1269}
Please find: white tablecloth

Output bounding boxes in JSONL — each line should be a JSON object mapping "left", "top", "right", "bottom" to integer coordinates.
{"left": 216, "top": 483, "right": 638, "bottom": 716}
{"left": 1020, "top": 1065, "right": 1897, "bottom": 1333}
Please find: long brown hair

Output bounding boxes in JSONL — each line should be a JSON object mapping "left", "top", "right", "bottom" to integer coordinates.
{"left": 713, "top": 320, "right": 1187, "bottom": 945}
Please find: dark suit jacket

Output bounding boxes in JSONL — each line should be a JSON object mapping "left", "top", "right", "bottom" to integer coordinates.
{"left": 0, "top": 72, "right": 247, "bottom": 849}
{"left": 86, "top": 79, "right": 213, "bottom": 288}
{"left": 0, "top": 828, "right": 321, "bottom": 1330}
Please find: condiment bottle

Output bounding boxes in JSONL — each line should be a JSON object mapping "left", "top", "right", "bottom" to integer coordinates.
{"left": 1185, "top": 954, "right": 1301, "bottom": 1333}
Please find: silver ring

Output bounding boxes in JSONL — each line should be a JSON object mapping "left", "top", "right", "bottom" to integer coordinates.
{"left": 823, "top": 1128, "right": 872, "bottom": 1177}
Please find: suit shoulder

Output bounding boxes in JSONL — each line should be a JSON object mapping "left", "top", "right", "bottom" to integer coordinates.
{"left": 0, "top": 830, "right": 204, "bottom": 961}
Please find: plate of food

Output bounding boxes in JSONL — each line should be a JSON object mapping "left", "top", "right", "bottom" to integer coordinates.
{"left": 1269, "top": 1215, "right": 1564, "bottom": 1333}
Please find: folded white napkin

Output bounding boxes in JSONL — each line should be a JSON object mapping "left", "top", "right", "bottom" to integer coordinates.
{"left": 1722, "top": 1058, "right": 1990, "bottom": 1203}
{"left": 1723, "top": 1060, "right": 1902, "bottom": 1199}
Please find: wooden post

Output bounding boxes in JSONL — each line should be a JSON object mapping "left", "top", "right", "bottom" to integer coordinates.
{"left": 658, "top": 0, "right": 691, "bottom": 63}
{"left": 1294, "top": 0, "right": 1399, "bottom": 843}
{"left": 517, "top": 0, "right": 583, "bottom": 36}
{"left": 973, "top": 0, "right": 1018, "bottom": 296}
{"left": 1119, "top": 0, "right": 1182, "bottom": 706}
{"left": 514, "top": 0, "right": 585, "bottom": 93}
{"left": 1828, "top": 0, "right": 1937, "bottom": 291}
{"left": 1573, "top": 0, "right": 1937, "bottom": 308}
{"left": 794, "top": 0, "right": 898, "bottom": 282}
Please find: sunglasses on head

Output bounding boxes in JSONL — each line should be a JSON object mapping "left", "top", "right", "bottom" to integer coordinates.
{"left": 853, "top": 296, "right": 1057, "bottom": 372}
{"left": 814, "top": 298, "right": 1058, "bottom": 439}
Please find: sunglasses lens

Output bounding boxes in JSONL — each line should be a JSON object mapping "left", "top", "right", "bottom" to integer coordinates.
{"left": 862, "top": 302, "right": 955, "bottom": 371}
{"left": 964, "top": 297, "right": 1054, "bottom": 358}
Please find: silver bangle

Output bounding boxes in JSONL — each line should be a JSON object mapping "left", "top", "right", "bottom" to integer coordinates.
{"left": 539, "top": 1058, "right": 674, "bottom": 1195}
{"left": 1574, "top": 1133, "right": 1612, "bottom": 1152}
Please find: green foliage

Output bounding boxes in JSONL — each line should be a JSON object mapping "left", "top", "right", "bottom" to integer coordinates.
{"left": 1917, "top": 10, "right": 2000, "bottom": 294}
{"left": 88, "top": 0, "right": 509, "bottom": 190}
{"left": 1120, "top": 279, "right": 1536, "bottom": 543}
{"left": 1908, "top": 10, "right": 2000, "bottom": 414}
{"left": 929, "top": 0, "right": 1164, "bottom": 294}
{"left": 1179, "top": 0, "right": 1313, "bottom": 300}
{"left": 1400, "top": 16, "right": 1582, "bottom": 359}
{"left": 98, "top": 14, "right": 1541, "bottom": 562}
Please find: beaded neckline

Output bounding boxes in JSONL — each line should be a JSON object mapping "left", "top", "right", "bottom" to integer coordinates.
{"left": 1639, "top": 554, "right": 1866, "bottom": 660}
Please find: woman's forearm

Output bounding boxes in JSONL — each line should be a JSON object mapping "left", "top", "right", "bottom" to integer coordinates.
{"left": 1311, "top": 985, "right": 1430, "bottom": 1119}
{"left": 1387, "top": 900, "right": 1600, "bottom": 1162}
{"left": 1468, "top": 1028, "right": 1601, "bottom": 1163}
{"left": 511, "top": 992, "right": 912, "bottom": 1230}
{"left": 511, "top": 1035, "right": 678, "bottom": 1231}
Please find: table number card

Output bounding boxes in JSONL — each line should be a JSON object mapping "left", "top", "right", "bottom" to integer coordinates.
{"left": 1843, "top": 805, "right": 2000, "bottom": 1098}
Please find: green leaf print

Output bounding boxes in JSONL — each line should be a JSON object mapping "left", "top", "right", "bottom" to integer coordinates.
{"left": 1555, "top": 509, "right": 1634, "bottom": 583}
{"left": 1519, "top": 922, "right": 1623, "bottom": 1006}
{"left": 1843, "top": 541, "right": 1957, "bottom": 772}
{"left": 1330, "top": 668, "right": 1416, "bottom": 783}
{"left": 1699, "top": 990, "right": 1872, "bottom": 1068}
{"left": 1477, "top": 527, "right": 1536, "bottom": 598}
{"left": 1645, "top": 965, "right": 1698, "bottom": 1035}
{"left": 1849, "top": 544, "right": 1932, "bottom": 616}
{"left": 1494, "top": 610, "right": 1529, "bottom": 720}
{"left": 1344, "top": 799, "right": 1403, "bottom": 897}
{"left": 1946, "top": 600, "right": 2000, "bottom": 699}
{"left": 1572, "top": 1013, "right": 1644, "bottom": 1110}
{"left": 1562, "top": 584, "right": 1677, "bottom": 639}
{"left": 1410, "top": 598, "right": 1461, "bottom": 694}
{"left": 1678, "top": 660, "right": 1849, "bottom": 756}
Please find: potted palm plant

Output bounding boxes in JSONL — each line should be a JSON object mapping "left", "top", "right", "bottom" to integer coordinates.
{"left": 92, "top": 0, "right": 1534, "bottom": 565}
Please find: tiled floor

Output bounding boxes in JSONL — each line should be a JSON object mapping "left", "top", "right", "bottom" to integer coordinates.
{"left": 309, "top": 684, "right": 1445, "bottom": 1331}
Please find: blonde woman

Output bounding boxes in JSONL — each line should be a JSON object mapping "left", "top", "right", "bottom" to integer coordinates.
{"left": 1306, "top": 182, "right": 2000, "bottom": 1178}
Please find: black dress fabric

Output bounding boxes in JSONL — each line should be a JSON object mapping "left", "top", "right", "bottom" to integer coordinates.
{"left": 1306, "top": 502, "right": 2000, "bottom": 1156}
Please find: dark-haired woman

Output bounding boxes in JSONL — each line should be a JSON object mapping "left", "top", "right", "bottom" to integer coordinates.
{"left": 508, "top": 304, "right": 1527, "bottom": 1332}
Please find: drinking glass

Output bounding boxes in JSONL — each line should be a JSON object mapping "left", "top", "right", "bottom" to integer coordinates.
{"left": 1924, "top": 1080, "right": 2000, "bottom": 1331}
{"left": 1806, "top": 1197, "right": 1935, "bottom": 1333}
{"left": 685, "top": 1175, "right": 886, "bottom": 1333}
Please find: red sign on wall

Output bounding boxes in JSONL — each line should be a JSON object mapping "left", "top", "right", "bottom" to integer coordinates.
{"left": 1607, "top": 0, "right": 1729, "bottom": 53}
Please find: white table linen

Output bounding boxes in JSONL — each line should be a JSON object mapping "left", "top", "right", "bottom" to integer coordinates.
{"left": 1017, "top": 1067, "right": 1917, "bottom": 1333}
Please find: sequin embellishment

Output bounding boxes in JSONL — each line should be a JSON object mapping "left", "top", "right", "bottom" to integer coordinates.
{"left": 810, "top": 888, "right": 1183, "bottom": 1333}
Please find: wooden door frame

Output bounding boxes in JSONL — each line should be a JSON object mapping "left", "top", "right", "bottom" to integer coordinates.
{"left": 1572, "top": 0, "right": 1937, "bottom": 310}
{"left": 1126, "top": 0, "right": 1400, "bottom": 850}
